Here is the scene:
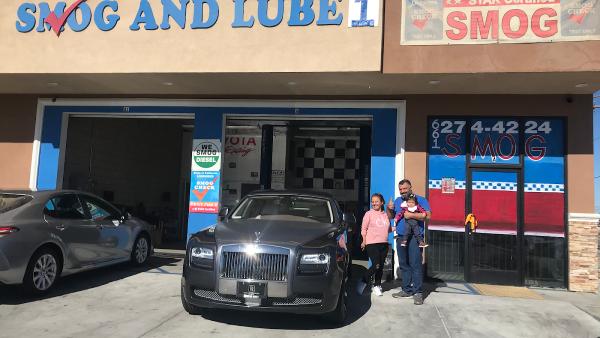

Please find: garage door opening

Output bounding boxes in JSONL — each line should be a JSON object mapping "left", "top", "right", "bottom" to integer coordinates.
{"left": 222, "top": 117, "right": 372, "bottom": 252}
{"left": 61, "top": 116, "right": 194, "bottom": 249}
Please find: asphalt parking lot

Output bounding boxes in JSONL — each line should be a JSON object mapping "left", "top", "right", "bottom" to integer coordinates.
{"left": 1, "top": 253, "right": 599, "bottom": 338}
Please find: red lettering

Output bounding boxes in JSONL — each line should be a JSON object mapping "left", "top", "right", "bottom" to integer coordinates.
{"left": 446, "top": 11, "right": 468, "bottom": 40}
{"left": 471, "top": 10, "right": 498, "bottom": 40}
{"left": 531, "top": 8, "right": 557, "bottom": 38}
{"left": 471, "top": 135, "right": 496, "bottom": 160}
{"left": 496, "top": 134, "right": 516, "bottom": 160}
{"left": 502, "top": 9, "right": 528, "bottom": 39}
{"left": 442, "top": 134, "right": 461, "bottom": 158}
{"left": 247, "top": 137, "right": 256, "bottom": 146}
{"left": 525, "top": 135, "right": 546, "bottom": 161}
{"left": 229, "top": 137, "right": 239, "bottom": 145}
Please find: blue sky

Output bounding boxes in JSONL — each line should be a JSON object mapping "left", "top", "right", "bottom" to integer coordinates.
{"left": 594, "top": 91, "right": 600, "bottom": 213}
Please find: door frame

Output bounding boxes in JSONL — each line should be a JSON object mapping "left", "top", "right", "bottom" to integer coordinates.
{"left": 465, "top": 167, "right": 524, "bottom": 285}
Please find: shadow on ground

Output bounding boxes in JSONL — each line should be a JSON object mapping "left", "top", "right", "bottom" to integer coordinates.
{"left": 196, "top": 264, "right": 372, "bottom": 330}
{"left": 0, "top": 255, "right": 181, "bottom": 305}
{"left": 381, "top": 275, "right": 446, "bottom": 301}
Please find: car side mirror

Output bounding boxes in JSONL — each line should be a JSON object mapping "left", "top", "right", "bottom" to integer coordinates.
{"left": 218, "top": 207, "right": 229, "bottom": 222}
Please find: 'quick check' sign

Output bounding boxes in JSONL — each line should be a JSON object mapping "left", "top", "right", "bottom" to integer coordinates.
{"left": 15, "top": 0, "right": 379, "bottom": 36}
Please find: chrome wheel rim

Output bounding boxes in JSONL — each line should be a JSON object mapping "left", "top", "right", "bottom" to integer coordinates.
{"left": 33, "top": 254, "right": 57, "bottom": 291}
{"left": 135, "top": 237, "right": 148, "bottom": 263}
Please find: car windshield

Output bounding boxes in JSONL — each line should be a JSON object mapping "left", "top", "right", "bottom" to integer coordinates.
{"left": 0, "top": 193, "right": 33, "bottom": 214}
{"left": 230, "top": 195, "right": 333, "bottom": 224}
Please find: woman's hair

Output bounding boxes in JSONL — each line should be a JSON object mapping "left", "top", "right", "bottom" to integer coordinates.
{"left": 371, "top": 193, "right": 385, "bottom": 210}
{"left": 406, "top": 193, "right": 418, "bottom": 204}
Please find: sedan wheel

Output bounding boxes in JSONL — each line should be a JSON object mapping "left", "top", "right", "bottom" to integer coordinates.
{"left": 24, "top": 248, "right": 61, "bottom": 295}
{"left": 131, "top": 235, "right": 150, "bottom": 265}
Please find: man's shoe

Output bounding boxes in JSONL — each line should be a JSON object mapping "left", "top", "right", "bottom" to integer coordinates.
{"left": 413, "top": 293, "right": 424, "bottom": 305}
{"left": 356, "top": 280, "right": 367, "bottom": 295}
{"left": 392, "top": 290, "right": 413, "bottom": 298}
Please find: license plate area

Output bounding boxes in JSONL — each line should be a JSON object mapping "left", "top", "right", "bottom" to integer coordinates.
{"left": 237, "top": 281, "right": 267, "bottom": 299}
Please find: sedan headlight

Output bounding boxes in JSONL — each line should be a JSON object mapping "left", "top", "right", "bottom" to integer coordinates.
{"left": 300, "top": 253, "right": 330, "bottom": 264}
{"left": 191, "top": 247, "right": 214, "bottom": 259}
{"left": 298, "top": 253, "right": 330, "bottom": 275}
{"left": 190, "top": 246, "right": 214, "bottom": 269}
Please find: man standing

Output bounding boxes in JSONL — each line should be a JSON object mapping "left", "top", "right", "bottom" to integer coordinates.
{"left": 387, "top": 179, "right": 431, "bottom": 305}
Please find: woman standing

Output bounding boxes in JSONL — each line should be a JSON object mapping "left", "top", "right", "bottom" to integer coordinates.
{"left": 357, "top": 193, "right": 393, "bottom": 296}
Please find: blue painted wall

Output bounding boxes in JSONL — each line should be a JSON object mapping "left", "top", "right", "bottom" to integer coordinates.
{"left": 594, "top": 92, "right": 600, "bottom": 213}
{"left": 36, "top": 105, "right": 399, "bottom": 240}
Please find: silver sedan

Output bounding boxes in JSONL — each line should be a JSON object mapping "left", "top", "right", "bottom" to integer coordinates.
{"left": 0, "top": 190, "right": 153, "bottom": 295}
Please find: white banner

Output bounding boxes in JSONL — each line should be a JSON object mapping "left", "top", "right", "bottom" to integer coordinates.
{"left": 401, "top": 0, "right": 600, "bottom": 45}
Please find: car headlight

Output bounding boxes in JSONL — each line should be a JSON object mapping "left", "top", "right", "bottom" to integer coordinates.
{"left": 190, "top": 246, "right": 214, "bottom": 269}
{"left": 298, "top": 253, "right": 330, "bottom": 275}
{"left": 300, "top": 253, "right": 330, "bottom": 264}
{"left": 191, "top": 247, "right": 214, "bottom": 259}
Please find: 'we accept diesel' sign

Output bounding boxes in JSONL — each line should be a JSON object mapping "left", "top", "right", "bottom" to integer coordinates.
{"left": 16, "top": 0, "right": 379, "bottom": 36}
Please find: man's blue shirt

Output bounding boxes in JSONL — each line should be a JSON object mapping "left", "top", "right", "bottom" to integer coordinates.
{"left": 394, "top": 195, "right": 431, "bottom": 236}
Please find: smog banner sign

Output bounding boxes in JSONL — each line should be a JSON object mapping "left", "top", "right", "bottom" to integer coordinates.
{"left": 190, "top": 139, "right": 221, "bottom": 214}
{"left": 401, "top": 0, "right": 600, "bottom": 45}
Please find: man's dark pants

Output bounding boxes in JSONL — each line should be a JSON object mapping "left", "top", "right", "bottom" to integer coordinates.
{"left": 396, "top": 235, "right": 423, "bottom": 295}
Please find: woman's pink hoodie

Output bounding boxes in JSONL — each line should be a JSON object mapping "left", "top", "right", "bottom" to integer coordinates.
{"left": 361, "top": 209, "right": 392, "bottom": 245}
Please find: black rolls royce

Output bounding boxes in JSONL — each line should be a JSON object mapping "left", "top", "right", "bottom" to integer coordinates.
{"left": 181, "top": 190, "right": 353, "bottom": 323}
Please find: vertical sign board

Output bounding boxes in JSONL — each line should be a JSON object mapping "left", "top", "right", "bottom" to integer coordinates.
{"left": 523, "top": 119, "right": 565, "bottom": 237}
{"left": 428, "top": 119, "right": 467, "bottom": 232}
{"left": 190, "top": 140, "right": 222, "bottom": 214}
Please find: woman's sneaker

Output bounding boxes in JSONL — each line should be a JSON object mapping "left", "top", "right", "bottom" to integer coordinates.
{"left": 372, "top": 285, "right": 383, "bottom": 296}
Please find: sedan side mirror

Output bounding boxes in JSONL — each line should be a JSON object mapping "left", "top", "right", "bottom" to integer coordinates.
{"left": 218, "top": 207, "right": 229, "bottom": 221}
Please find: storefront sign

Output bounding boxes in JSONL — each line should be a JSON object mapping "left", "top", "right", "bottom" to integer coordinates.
{"left": 401, "top": 0, "right": 600, "bottom": 45}
{"left": 428, "top": 117, "right": 565, "bottom": 237}
{"left": 15, "top": 0, "right": 379, "bottom": 35}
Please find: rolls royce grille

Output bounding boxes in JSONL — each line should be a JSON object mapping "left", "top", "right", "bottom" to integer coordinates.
{"left": 221, "top": 251, "right": 288, "bottom": 282}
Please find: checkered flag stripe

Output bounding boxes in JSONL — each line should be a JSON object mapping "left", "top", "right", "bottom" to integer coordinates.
{"left": 472, "top": 181, "right": 517, "bottom": 191}
{"left": 524, "top": 183, "right": 564, "bottom": 193}
{"left": 294, "top": 137, "right": 360, "bottom": 192}
{"left": 428, "top": 180, "right": 466, "bottom": 189}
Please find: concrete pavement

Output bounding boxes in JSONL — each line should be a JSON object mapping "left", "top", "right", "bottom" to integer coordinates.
{"left": 0, "top": 254, "right": 598, "bottom": 338}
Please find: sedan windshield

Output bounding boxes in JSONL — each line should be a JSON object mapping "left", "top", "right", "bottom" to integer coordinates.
{"left": 230, "top": 195, "right": 333, "bottom": 224}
